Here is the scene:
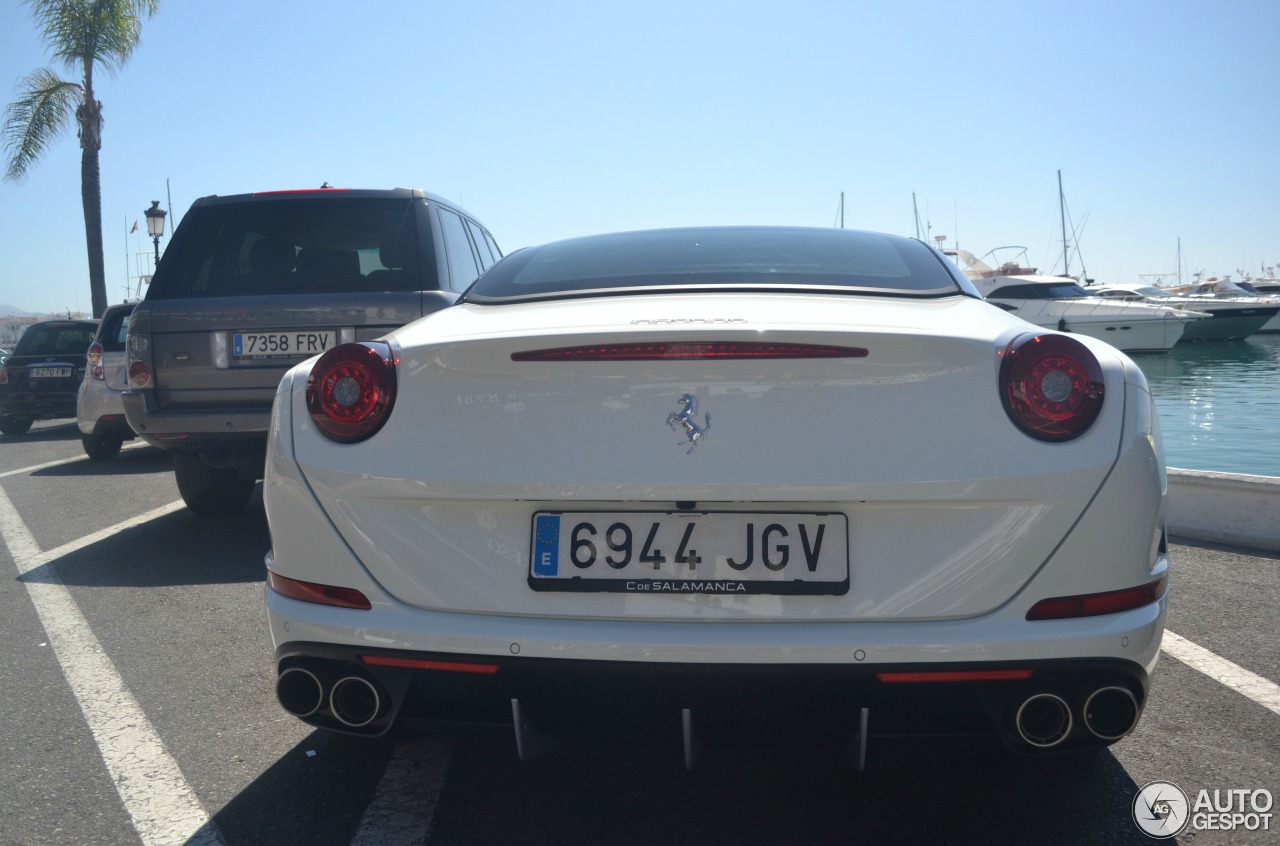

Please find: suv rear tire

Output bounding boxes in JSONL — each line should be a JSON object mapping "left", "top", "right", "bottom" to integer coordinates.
{"left": 81, "top": 433, "right": 124, "bottom": 461}
{"left": 0, "top": 415, "right": 33, "bottom": 436}
{"left": 174, "top": 453, "right": 256, "bottom": 514}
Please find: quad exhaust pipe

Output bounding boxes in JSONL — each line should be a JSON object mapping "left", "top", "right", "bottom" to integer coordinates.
{"left": 1013, "top": 686, "right": 1141, "bottom": 749}
{"left": 276, "top": 667, "right": 325, "bottom": 718}
{"left": 1082, "top": 686, "right": 1140, "bottom": 740}
{"left": 329, "top": 675, "right": 383, "bottom": 728}
{"left": 276, "top": 666, "right": 385, "bottom": 729}
{"left": 1014, "top": 693, "right": 1073, "bottom": 748}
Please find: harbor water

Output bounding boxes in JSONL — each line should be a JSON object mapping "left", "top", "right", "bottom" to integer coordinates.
{"left": 1130, "top": 334, "right": 1280, "bottom": 478}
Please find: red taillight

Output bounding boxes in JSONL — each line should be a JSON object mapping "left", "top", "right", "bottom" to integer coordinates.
{"left": 267, "top": 570, "right": 372, "bottom": 610}
{"left": 128, "top": 360, "right": 151, "bottom": 389}
{"left": 1026, "top": 574, "right": 1168, "bottom": 621}
{"left": 305, "top": 342, "right": 396, "bottom": 443}
{"left": 87, "top": 342, "right": 105, "bottom": 380}
{"left": 1000, "top": 333, "right": 1104, "bottom": 441}
{"left": 512, "top": 341, "right": 869, "bottom": 361}
{"left": 876, "top": 669, "right": 1036, "bottom": 683}
{"left": 0, "top": 367, "right": 8, "bottom": 385}
{"left": 361, "top": 655, "right": 500, "bottom": 674}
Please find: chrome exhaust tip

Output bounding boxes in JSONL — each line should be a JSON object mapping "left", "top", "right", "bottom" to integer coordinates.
{"left": 329, "top": 675, "right": 383, "bottom": 728}
{"left": 1015, "top": 693, "right": 1073, "bottom": 748}
{"left": 1083, "top": 686, "right": 1140, "bottom": 740}
{"left": 276, "top": 667, "right": 324, "bottom": 718}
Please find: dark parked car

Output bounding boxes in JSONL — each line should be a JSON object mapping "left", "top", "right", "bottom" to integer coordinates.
{"left": 123, "top": 186, "right": 501, "bottom": 513}
{"left": 0, "top": 318, "right": 99, "bottom": 436}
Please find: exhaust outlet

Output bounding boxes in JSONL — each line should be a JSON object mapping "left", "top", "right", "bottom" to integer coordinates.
{"left": 330, "top": 675, "right": 383, "bottom": 728}
{"left": 1083, "top": 686, "right": 1139, "bottom": 740}
{"left": 276, "top": 667, "right": 325, "bottom": 718}
{"left": 1015, "top": 693, "right": 1073, "bottom": 748}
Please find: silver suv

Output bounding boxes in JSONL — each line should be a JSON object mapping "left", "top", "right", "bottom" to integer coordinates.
{"left": 124, "top": 187, "right": 501, "bottom": 513}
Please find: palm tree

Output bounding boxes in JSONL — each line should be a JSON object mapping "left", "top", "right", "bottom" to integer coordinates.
{"left": 3, "top": 0, "right": 160, "bottom": 319}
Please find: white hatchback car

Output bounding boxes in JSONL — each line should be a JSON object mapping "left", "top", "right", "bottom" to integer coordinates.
{"left": 263, "top": 227, "right": 1169, "bottom": 766}
{"left": 76, "top": 301, "right": 138, "bottom": 460}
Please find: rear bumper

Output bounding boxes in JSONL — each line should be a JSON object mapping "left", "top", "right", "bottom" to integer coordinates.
{"left": 272, "top": 640, "right": 1153, "bottom": 754}
{"left": 123, "top": 390, "right": 269, "bottom": 468}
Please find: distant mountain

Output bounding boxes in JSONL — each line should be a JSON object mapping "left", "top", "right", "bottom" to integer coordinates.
{"left": 0, "top": 304, "right": 36, "bottom": 317}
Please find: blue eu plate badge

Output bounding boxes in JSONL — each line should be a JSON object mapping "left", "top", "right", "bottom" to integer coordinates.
{"left": 533, "top": 515, "right": 560, "bottom": 577}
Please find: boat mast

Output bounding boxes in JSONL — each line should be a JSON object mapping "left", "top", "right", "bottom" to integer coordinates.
{"left": 1058, "top": 169, "right": 1070, "bottom": 277}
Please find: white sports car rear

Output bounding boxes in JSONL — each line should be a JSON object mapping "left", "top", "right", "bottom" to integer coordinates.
{"left": 263, "top": 226, "right": 1168, "bottom": 763}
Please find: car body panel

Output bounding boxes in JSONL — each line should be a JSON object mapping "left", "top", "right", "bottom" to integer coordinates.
{"left": 122, "top": 187, "right": 499, "bottom": 476}
{"left": 77, "top": 302, "right": 137, "bottom": 437}
{"left": 262, "top": 227, "right": 1167, "bottom": 750}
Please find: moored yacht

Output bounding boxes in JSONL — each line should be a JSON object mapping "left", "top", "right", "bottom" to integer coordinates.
{"left": 1087, "top": 282, "right": 1279, "bottom": 341}
{"left": 1181, "top": 276, "right": 1280, "bottom": 334}
{"left": 944, "top": 247, "right": 1201, "bottom": 353}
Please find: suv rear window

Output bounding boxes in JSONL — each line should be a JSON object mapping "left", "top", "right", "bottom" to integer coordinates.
{"left": 463, "top": 227, "right": 966, "bottom": 303}
{"left": 13, "top": 323, "right": 96, "bottom": 356}
{"left": 98, "top": 307, "right": 133, "bottom": 352}
{"left": 148, "top": 197, "right": 425, "bottom": 298}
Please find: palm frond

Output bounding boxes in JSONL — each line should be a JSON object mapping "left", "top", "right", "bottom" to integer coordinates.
{"left": 3, "top": 68, "right": 82, "bottom": 182}
{"left": 29, "top": 0, "right": 161, "bottom": 76}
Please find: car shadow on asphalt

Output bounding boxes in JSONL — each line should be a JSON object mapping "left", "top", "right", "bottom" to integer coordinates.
{"left": 0, "top": 421, "right": 79, "bottom": 444}
{"left": 207, "top": 729, "right": 399, "bottom": 846}
{"left": 200, "top": 729, "right": 1157, "bottom": 846}
{"left": 427, "top": 734, "right": 1154, "bottom": 845}
{"left": 19, "top": 497, "right": 269, "bottom": 588}
{"left": 30, "top": 443, "right": 175, "bottom": 476}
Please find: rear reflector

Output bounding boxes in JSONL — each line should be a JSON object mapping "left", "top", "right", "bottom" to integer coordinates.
{"left": 267, "top": 571, "right": 371, "bottom": 610}
{"left": 876, "top": 669, "right": 1035, "bottom": 683}
{"left": 361, "top": 655, "right": 500, "bottom": 674}
{"left": 1026, "top": 574, "right": 1168, "bottom": 621}
{"left": 512, "top": 342, "right": 869, "bottom": 361}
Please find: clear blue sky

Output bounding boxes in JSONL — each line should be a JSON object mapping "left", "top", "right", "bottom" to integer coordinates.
{"left": 2, "top": 0, "right": 1277, "bottom": 315}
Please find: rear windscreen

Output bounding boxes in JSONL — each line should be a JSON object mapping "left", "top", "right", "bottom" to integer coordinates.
{"left": 98, "top": 307, "right": 134, "bottom": 352}
{"left": 464, "top": 227, "right": 968, "bottom": 303}
{"left": 147, "top": 197, "right": 430, "bottom": 298}
{"left": 14, "top": 323, "right": 96, "bottom": 356}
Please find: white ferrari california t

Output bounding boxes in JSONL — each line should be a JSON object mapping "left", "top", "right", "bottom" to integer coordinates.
{"left": 263, "top": 226, "right": 1168, "bottom": 766}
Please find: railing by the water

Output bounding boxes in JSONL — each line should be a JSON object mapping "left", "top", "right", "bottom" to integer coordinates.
{"left": 1166, "top": 468, "right": 1280, "bottom": 553}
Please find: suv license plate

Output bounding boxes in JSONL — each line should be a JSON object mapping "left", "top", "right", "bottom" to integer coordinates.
{"left": 233, "top": 330, "right": 336, "bottom": 360}
{"left": 529, "top": 511, "right": 849, "bottom": 595}
{"left": 30, "top": 366, "right": 73, "bottom": 378}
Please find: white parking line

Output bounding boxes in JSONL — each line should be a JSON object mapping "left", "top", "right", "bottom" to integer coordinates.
{"left": 0, "top": 486, "right": 224, "bottom": 846}
{"left": 1162, "top": 629, "right": 1280, "bottom": 717}
{"left": 351, "top": 734, "right": 456, "bottom": 845}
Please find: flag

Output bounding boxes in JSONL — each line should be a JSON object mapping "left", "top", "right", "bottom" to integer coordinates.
{"left": 130, "top": 220, "right": 138, "bottom": 233}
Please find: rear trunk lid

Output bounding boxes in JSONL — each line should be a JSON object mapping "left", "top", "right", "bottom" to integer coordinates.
{"left": 292, "top": 293, "right": 1128, "bottom": 622}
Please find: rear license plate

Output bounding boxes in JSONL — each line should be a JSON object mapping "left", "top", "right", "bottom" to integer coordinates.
{"left": 30, "top": 366, "right": 73, "bottom": 378}
{"left": 233, "top": 330, "right": 336, "bottom": 360}
{"left": 529, "top": 511, "right": 849, "bottom": 595}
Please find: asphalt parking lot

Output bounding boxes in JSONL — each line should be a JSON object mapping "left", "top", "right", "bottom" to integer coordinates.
{"left": 1, "top": 421, "right": 1277, "bottom": 845}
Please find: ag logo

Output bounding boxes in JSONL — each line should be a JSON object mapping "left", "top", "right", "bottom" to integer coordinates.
{"left": 1133, "top": 781, "right": 1190, "bottom": 838}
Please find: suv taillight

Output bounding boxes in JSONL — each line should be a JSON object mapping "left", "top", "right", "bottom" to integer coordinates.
{"left": 87, "top": 342, "right": 105, "bottom": 380}
{"left": 126, "top": 333, "right": 151, "bottom": 388}
{"left": 999, "top": 333, "right": 1105, "bottom": 442}
{"left": 305, "top": 342, "right": 397, "bottom": 443}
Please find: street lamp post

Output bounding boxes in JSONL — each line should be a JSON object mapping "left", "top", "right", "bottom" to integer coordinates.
{"left": 144, "top": 200, "right": 167, "bottom": 268}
